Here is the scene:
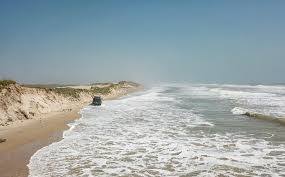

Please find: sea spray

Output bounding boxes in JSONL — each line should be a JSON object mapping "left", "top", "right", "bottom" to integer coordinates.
{"left": 28, "top": 84, "right": 285, "bottom": 177}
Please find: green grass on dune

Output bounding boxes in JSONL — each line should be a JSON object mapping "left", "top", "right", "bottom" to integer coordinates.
{"left": 22, "top": 84, "right": 74, "bottom": 89}
{"left": 0, "top": 80, "right": 17, "bottom": 91}
{"left": 0, "top": 80, "right": 16, "bottom": 86}
{"left": 90, "top": 86, "right": 112, "bottom": 95}
{"left": 90, "top": 83, "right": 123, "bottom": 95}
{"left": 1, "top": 80, "right": 136, "bottom": 98}
{"left": 54, "top": 83, "right": 124, "bottom": 99}
{"left": 53, "top": 88, "right": 83, "bottom": 98}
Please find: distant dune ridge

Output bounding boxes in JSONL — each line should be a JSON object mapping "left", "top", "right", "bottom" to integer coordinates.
{"left": 0, "top": 80, "right": 141, "bottom": 126}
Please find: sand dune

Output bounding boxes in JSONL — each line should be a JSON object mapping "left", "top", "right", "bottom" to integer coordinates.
{"left": 0, "top": 80, "right": 142, "bottom": 177}
{"left": 0, "top": 81, "right": 141, "bottom": 126}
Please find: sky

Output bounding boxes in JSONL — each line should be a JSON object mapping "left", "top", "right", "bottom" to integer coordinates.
{"left": 0, "top": 0, "right": 285, "bottom": 84}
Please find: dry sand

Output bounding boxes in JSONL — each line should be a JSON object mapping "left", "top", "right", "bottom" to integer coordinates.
{"left": 0, "top": 106, "right": 84, "bottom": 177}
{"left": 0, "top": 81, "right": 142, "bottom": 177}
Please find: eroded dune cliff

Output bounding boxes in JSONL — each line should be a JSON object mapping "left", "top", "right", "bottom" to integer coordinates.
{"left": 0, "top": 81, "right": 141, "bottom": 126}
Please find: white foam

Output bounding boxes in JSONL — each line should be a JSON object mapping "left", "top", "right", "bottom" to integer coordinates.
{"left": 231, "top": 107, "right": 249, "bottom": 115}
{"left": 175, "top": 84, "right": 285, "bottom": 117}
{"left": 28, "top": 85, "right": 285, "bottom": 177}
{"left": 206, "top": 85, "right": 285, "bottom": 117}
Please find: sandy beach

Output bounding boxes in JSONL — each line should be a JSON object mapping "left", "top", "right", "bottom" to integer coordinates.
{"left": 1, "top": 1, "right": 284, "bottom": 176}
{"left": 0, "top": 81, "right": 142, "bottom": 177}
{"left": 0, "top": 106, "right": 84, "bottom": 177}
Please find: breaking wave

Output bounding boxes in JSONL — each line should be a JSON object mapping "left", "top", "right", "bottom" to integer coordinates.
{"left": 28, "top": 84, "right": 285, "bottom": 177}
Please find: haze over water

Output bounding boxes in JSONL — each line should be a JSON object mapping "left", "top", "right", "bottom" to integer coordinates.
{"left": 29, "top": 84, "right": 285, "bottom": 177}
{"left": 1, "top": 1, "right": 285, "bottom": 176}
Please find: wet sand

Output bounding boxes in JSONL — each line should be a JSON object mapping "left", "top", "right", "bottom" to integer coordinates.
{"left": 0, "top": 107, "right": 83, "bottom": 177}
{"left": 0, "top": 85, "right": 143, "bottom": 177}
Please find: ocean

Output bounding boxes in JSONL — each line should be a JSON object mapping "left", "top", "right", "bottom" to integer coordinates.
{"left": 28, "top": 84, "right": 285, "bottom": 177}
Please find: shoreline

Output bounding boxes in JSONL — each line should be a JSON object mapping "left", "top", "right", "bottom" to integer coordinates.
{"left": 0, "top": 106, "right": 84, "bottom": 177}
{"left": 0, "top": 83, "right": 143, "bottom": 177}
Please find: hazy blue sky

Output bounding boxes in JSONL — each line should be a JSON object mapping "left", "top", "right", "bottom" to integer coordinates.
{"left": 0, "top": 0, "right": 285, "bottom": 84}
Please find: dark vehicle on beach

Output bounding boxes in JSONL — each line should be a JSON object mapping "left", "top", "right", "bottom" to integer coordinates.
{"left": 91, "top": 96, "right": 102, "bottom": 106}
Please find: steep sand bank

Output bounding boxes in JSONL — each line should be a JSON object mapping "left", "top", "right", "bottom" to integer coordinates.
{"left": 0, "top": 81, "right": 141, "bottom": 126}
{"left": 0, "top": 109, "right": 81, "bottom": 177}
{"left": 0, "top": 81, "right": 142, "bottom": 177}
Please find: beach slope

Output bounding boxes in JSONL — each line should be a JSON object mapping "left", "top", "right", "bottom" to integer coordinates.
{"left": 0, "top": 80, "right": 142, "bottom": 177}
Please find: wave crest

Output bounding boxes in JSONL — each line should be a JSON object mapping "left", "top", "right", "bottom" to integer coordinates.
{"left": 231, "top": 107, "right": 250, "bottom": 115}
{"left": 231, "top": 107, "right": 285, "bottom": 125}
